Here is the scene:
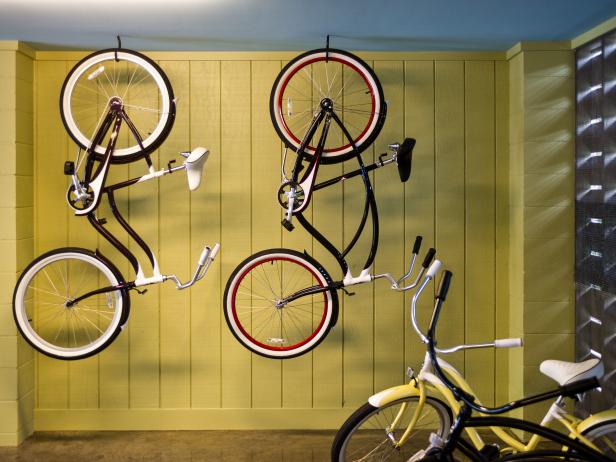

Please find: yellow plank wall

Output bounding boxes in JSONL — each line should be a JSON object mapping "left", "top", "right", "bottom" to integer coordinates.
{"left": 33, "top": 53, "right": 508, "bottom": 430}
{"left": 0, "top": 45, "right": 35, "bottom": 445}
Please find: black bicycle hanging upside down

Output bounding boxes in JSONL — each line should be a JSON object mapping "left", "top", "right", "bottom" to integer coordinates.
{"left": 223, "top": 46, "right": 428, "bottom": 359}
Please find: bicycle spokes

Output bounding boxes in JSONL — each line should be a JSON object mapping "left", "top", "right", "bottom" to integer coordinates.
{"left": 233, "top": 259, "right": 326, "bottom": 348}
{"left": 22, "top": 256, "right": 122, "bottom": 351}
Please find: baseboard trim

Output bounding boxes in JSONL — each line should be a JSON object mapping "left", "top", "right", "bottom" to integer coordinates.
{"left": 35, "top": 408, "right": 357, "bottom": 431}
{"left": 0, "top": 432, "right": 19, "bottom": 446}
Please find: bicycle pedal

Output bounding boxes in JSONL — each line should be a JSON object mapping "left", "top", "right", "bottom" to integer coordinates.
{"left": 64, "top": 161, "right": 75, "bottom": 175}
{"left": 281, "top": 218, "right": 294, "bottom": 232}
{"left": 341, "top": 288, "right": 355, "bottom": 297}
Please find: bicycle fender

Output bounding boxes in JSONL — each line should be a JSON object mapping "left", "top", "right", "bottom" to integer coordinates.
{"left": 94, "top": 248, "right": 132, "bottom": 326}
{"left": 368, "top": 382, "right": 421, "bottom": 408}
{"left": 576, "top": 409, "right": 616, "bottom": 434}
{"left": 301, "top": 249, "right": 341, "bottom": 327}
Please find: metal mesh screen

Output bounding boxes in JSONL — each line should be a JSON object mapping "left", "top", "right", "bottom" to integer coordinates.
{"left": 575, "top": 32, "right": 616, "bottom": 416}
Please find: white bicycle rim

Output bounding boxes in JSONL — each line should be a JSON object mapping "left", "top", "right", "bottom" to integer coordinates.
{"left": 14, "top": 251, "right": 124, "bottom": 359}
{"left": 61, "top": 51, "right": 171, "bottom": 158}
{"left": 226, "top": 251, "right": 333, "bottom": 358}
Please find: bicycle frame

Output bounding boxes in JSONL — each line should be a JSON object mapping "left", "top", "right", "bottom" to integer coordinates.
{"left": 64, "top": 96, "right": 216, "bottom": 304}
{"left": 377, "top": 351, "right": 602, "bottom": 455}
{"left": 358, "top": 264, "right": 614, "bottom": 461}
{"left": 285, "top": 101, "right": 381, "bottom": 276}
{"left": 277, "top": 96, "right": 400, "bottom": 308}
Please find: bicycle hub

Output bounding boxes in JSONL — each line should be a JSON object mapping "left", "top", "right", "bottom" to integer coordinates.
{"left": 320, "top": 97, "right": 334, "bottom": 111}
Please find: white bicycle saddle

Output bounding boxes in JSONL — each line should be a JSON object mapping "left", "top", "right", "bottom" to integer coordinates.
{"left": 184, "top": 147, "right": 209, "bottom": 191}
{"left": 539, "top": 358, "right": 603, "bottom": 386}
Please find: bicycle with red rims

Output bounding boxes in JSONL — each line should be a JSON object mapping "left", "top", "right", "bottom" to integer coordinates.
{"left": 223, "top": 47, "right": 424, "bottom": 359}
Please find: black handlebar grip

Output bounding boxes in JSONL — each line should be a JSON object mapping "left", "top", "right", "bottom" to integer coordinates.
{"left": 412, "top": 235, "right": 423, "bottom": 254}
{"left": 422, "top": 248, "right": 436, "bottom": 268}
{"left": 559, "top": 377, "right": 599, "bottom": 398}
{"left": 436, "top": 270, "right": 453, "bottom": 301}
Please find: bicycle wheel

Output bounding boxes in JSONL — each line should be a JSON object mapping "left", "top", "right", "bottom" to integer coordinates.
{"left": 582, "top": 420, "right": 616, "bottom": 459}
{"left": 270, "top": 48, "right": 386, "bottom": 164}
{"left": 224, "top": 248, "right": 338, "bottom": 359}
{"left": 331, "top": 396, "right": 452, "bottom": 462}
{"left": 13, "top": 248, "right": 129, "bottom": 360}
{"left": 60, "top": 49, "right": 175, "bottom": 163}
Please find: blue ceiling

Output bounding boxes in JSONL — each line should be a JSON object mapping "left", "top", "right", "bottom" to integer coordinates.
{"left": 2, "top": 0, "right": 616, "bottom": 51}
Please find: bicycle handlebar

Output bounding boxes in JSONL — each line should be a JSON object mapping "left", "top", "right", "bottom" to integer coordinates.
{"left": 425, "top": 270, "right": 600, "bottom": 415}
{"left": 373, "top": 235, "right": 436, "bottom": 292}
{"left": 422, "top": 248, "right": 436, "bottom": 269}
{"left": 436, "top": 270, "right": 452, "bottom": 301}
{"left": 495, "top": 338, "right": 523, "bottom": 349}
{"left": 412, "top": 235, "right": 422, "bottom": 254}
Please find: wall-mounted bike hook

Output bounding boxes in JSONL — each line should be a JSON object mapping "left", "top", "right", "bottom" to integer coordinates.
{"left": 325, "top": 34, "right": 330, "bottom": 61}
{"left": 115, "top": 35, "right": 122, "bottom": 62}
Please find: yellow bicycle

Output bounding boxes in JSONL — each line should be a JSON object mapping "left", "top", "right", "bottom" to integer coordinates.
{"left": 332, "top": 260, "right": 616, "bottom": 461}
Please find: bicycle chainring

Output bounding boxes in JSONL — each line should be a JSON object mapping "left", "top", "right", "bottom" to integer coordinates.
{"left": 277, "top": 181, "right": 305, "bottom": 212}
{"left": 66, "top": 183, "right": 94, "bottom": 211}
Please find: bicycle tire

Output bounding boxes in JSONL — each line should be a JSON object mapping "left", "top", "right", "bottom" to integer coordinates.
{"left": 581, "top": 419, "right": 616, "bottom": 460}
{"left": 331, "top": 396, "right": 452, "bottom": 462}
{"left": 270, "top": 48, "right": 386, "bottom": 164}
{"left": 224, "top": 248, "right": 338, "bottom": 359}
{"left": 60, "top": 48, "right": 175, "bottom": 164}
{"left": 13, "top": 247, "right": 130, "bottom": 360}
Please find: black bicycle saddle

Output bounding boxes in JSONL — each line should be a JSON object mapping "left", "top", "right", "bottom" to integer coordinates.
{"left": 396, "top": 137, "right": 415, "bottom": 182}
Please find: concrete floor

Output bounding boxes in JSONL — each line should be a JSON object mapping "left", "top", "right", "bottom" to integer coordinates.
{"left": 0, "top": 431, "right": 336, "bottom": 462}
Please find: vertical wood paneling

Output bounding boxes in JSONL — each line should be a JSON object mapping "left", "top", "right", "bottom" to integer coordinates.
{"left": 312, "top": 61, "right": 344, "bottom": 409}
{"left": 373, "top": 61, "right": 406, "bottom": 391}
{"left": 127, "top": 151, "right": 160, "bottom": 407}
{"left": 190, "top": 60, "right": 222, "bottom": 408}
{"left": 250, "top": 60, "right": 283, "bottom": 408}
{"left": 403, "top": 61, "right": 436, "bottom": 372}
{"left": 280, "top": 60, "right": 313, "bottom": 409}
{"left": 32, "top": 53, "right": 507, "bottom": 425}
{"left": 66, "top": 60, "right": 100, "bottom": 410}
{"left": 280, "top": 223, "right": 313, "bottom": 408}
{"left": 158, "top": 61, "right": 191, "bottom": 408}
{"left": 127, "top": 59, "right": 164, "bottom": 409}
{"left": 98, "top": 155, "right": 130, "bottom": 410}
{"left": 35, "top": 60, "right": 69, "bottom": 409}
{"left": 435, "top": 61, "right": 466, "bottom": 371}
{"left": 342, "top": 59, "right": 376, "bottom": 406}
{"left": 464, "top": 61, "right": 496, "bottom": 405}
{"left": 220, "top": 60, "right": 252, "bottom": 408}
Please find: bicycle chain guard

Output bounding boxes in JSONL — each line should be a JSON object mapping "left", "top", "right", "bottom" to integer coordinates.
{"left": 66, "top": 183, "right": 94, "bottom": 211}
